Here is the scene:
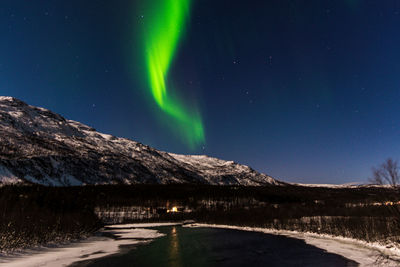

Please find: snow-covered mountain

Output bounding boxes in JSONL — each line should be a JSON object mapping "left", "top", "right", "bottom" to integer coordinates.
{"left": 0, "top": 96, "right": 282, "bottom": 186}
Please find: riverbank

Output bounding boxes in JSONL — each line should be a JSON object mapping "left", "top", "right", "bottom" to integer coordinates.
{"left": 2, "top": 222, "right": 400, "bottom": 266}
{"left": 3, "top": 184, "right": 400, "bottom": 252}
{"left": 186, "top": 223, "right": 400, "bottom": 266}
{"left": 0, "top": 223, "right": 179, "bottom": 267}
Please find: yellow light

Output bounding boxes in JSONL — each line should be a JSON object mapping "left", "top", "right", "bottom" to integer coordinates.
{"left": 167, "top": 206, "right": 178, "bottom": 213}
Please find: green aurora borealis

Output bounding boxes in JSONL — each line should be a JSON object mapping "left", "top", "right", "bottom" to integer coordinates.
{"left": 4, "top": 0, "right": 400, "bottom": 183}
{"left": 143, "top": 0, "right": 204, "bottom": 149}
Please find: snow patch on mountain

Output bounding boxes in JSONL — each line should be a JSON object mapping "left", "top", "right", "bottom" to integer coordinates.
{"left": 170, "top": 153, "right": 280, "bottom": 185}
{"left": 0, "top": 165, "right": 22, "bottom": 185}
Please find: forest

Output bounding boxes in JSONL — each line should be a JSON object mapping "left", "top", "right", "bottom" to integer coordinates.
{"left": 1, "top": 184, "right": 400, "bottom": 251}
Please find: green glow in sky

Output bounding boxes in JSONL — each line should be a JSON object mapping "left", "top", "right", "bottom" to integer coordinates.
{"left": 143, "top": 0, "right": 204, "bottom": 148}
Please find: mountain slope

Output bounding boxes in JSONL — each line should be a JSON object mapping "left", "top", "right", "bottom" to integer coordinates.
{"left": 0, "top": 96, "right": 282, "bottom": 186}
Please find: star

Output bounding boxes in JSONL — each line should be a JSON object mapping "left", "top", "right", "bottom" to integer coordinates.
{"left": 267, "top": 56, "right": 273, "bottom": 65}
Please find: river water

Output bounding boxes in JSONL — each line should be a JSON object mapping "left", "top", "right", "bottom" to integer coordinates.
{"left": 71, "top": 225, "right": 358, "bottom": 267}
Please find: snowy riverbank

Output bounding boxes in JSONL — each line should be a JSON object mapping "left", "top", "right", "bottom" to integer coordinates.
{"left": 185, "top": 223, "right": 400, "bottom": 266}
{"left": 0, "top": 223, "right": 179, "bottom": 267}
{"left": 2, "top": 222, "right": 400, "bottom": 266}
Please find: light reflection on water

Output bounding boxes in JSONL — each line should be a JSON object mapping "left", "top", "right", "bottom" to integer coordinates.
{"left": 168, "top": 226, "right": 182, "bottom": 267}
{"left": 74, "top": 226, "right": 359, "bottom": 267}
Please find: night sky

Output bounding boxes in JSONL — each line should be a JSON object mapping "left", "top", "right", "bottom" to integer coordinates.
{"left": 1, "top": 1, "right": 400, "bottom": 184}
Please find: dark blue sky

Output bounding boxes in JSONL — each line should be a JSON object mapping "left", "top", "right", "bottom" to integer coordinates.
{"left": 1, "top": 1, "right": 400, "bottom": 184}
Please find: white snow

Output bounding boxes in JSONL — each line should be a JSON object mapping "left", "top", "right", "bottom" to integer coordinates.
{"left": 0, "top": 223, "right": 166, "bottom": 267}
{"left": 0, "top": 96, "right": 15, "bottom": 101}
{"left": 291, "top": 182, "right": 391, "bottom": 188}
{"left": 0, "top": 96, "right": 282, "bottom": 186}
{"left": 106, "top": 222, "right": 182, "bottom": 229}
{"left": 169, "top": 153, "right": 281, "bottom": 186}
{"left": 185, "top": 223, "right": 400, "bottom": 267}
{"left": 0, "top": 165, "right": 21, "bottom": 185}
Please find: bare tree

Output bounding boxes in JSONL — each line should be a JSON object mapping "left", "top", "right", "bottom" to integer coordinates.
{"left": 370, "top": 158, "right": 400, "bottom": 186}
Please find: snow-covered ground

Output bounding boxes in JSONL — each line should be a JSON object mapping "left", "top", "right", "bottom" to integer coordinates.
{"left": 290, "top": 182, "right": 391, "bottom": 188}
{"left": 0, "top": 223, "right": 179, "bottom": 267}
{"left": 185, "top": 223, "right": 400, "bottom": 267}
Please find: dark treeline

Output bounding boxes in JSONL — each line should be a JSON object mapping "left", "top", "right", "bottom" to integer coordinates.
{"left": 3, "top": 183, "right": 397, "bottom": 206}
{"left": 0, "top": 185, "right": 102, "bottom": 251}
{"left": 1, "top": 184, "right": 400, "bottom": 251}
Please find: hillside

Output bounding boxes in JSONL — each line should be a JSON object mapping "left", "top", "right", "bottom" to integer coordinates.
{"left": 0, "top": 97, "right": 282, "bottom": 186}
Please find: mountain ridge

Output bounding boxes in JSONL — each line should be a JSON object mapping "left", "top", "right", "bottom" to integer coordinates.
{"left": 0, "top": 96, "right": 283, "bottom": 186}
